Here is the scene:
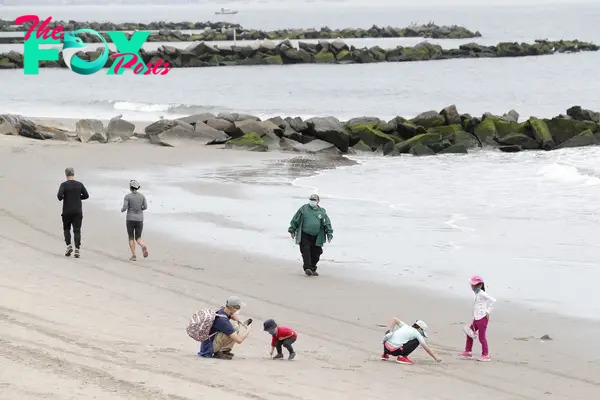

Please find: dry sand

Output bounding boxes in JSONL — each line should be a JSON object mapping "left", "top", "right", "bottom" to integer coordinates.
{"left": 1, "top": 134, "right": 599, "bottom": 400}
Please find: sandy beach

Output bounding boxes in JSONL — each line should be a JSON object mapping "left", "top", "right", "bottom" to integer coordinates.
{"left": 1, "top": 134, "right": 599, "bottom": 400}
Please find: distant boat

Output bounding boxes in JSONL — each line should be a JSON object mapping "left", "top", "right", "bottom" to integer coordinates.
{"left": 215, "top": 8, "right": 239, "bottom": 15}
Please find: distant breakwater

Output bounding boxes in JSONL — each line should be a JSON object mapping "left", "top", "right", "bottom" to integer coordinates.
{"left": 2, "top": 106, "right": 599, "bottom": 158}
{"left": 0, "top": 20, "right": 480, "bottom": 42}
{"left": 0, "top": 39, "right": 597, "bottom": 70}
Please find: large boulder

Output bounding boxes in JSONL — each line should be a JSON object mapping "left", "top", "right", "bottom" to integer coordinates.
{"left": 285, "top": 117, "right": 309, "bottom": 133}
{"left": 232, "top": 120, "right": 283, "bottom": 139}
{"left": 438, "top": 143, "right": 468, "bottom": 154}
{"left": 545, "top": 117, "right": 598, "bottom": 145}
{"left": 225, "top": 132, "right": 268, "bottom": 152}
{"left": 206, "top": 118, "right": 235, "bottom": 132}
{"left": 0, "top": 114, "right": 45, "bottom": 139}
{"left": 305, "top": 116, "right": 350, "bottom": 152}
{"left": 76, "top": 119, "right": 106, "bottom": 143}
{"left": 280, "top": 138, "right": 339, "bottom": 154}
{"left": 440, "top": 105, "right": 461, "bottom": 125}
{"left": 347, "top": 124, "right": 395, "bottom": 150}
{"left": 194, "top": 121, "right": 230, "bottom": 141}
{"left": 556, "top": 129, "right": 598, "bottom": 149}
{"left": 527, "top": 118, "right": 555, "bottom": 150}
{"left": 410, "top": 110, "right": 446, "bottom": 128}
{"left": 176, "top": 113, "right": 216, "bottom": 125}
{"left": 217, "top": 112, "right": 260, "bottom": 123}
{"left": 566, "top": 106, "right": 600, "bottom": 122}
{"left": 146, "top": 119, "right": 201, "bottom": 146}
{"left": 473, "top": 117, "right": 497, "bottom": 145}
{"left": 496, "top": 133, "right": 540, "bottom": 150}
{"left": 409, "top": 143, "right": 436, "bottom": 156}
{"left": 395, "top": 132, "right": 443, "bottom": 154}
{"left": 106, "top": 116, "right": 135, "bottom": 140}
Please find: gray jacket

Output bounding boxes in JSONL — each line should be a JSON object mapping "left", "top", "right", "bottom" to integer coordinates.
{"left": 121, "top": 191, "right": 147, "bottom": 221}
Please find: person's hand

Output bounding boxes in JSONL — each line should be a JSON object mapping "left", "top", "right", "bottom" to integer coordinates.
{"left": 327, "top": 236, "right": 332, "bottom": 243}
{"left": 435, "top": 357, "right": 442, "bottom": 363}
{"left": 486, "top": 312, "right": 490, "bottom": 320}
{"left": 290, "top": 232, "right": 296, "bottom": 239}
{"left": 270, "top": 348, "right": 274, "bottom": 357}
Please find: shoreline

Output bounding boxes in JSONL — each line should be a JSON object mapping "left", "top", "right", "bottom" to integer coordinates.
{"left": 1, "top": 134, "right": 599, "bottom": 399}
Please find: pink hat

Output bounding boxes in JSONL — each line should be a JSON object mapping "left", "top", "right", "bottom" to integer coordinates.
{"left": 470, "top": 275, "right": 484, "bottom": 285}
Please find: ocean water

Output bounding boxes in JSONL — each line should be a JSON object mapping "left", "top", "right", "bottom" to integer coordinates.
{"left": 2, "top": 1, "right": 600, "bottom": 319}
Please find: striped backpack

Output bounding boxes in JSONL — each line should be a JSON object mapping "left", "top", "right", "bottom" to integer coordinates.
{"left": 186, "top": 308, "right": 226, "bottom": 342}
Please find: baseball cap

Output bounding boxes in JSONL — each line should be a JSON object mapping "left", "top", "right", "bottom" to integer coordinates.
{"left": 226, "top": 295, "right": 246, "bottom": 308}
{"left": 309, "top": 194, "right": 319, "bottom": 201}
{"left": 129, "top": 180, "right": 140, "bottom": 190}
{"left": 415, "top": 320, "right": 429, "bottom": 338}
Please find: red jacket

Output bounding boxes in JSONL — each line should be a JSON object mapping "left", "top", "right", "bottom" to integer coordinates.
{"left": 271, "top": 326, "right": 297, "bottom": 346}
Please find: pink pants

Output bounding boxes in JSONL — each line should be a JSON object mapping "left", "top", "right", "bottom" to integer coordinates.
{"left": 465, "top": 316, "right": 489, "bottom": 356}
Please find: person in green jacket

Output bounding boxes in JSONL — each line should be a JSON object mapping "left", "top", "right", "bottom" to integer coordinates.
{"left": 288, "top": 194, "right": 333, "bottom": 276}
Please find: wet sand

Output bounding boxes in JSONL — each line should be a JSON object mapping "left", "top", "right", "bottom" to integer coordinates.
{"left": 1, "top": 134, "right": 599, "bottom": 400}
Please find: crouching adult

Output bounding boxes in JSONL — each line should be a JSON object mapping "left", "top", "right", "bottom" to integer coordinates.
{"left": 198, "top": 296, "right": 252, "bottom": 360}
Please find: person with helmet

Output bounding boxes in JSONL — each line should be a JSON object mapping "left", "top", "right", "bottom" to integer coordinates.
{"left": 381, "top": 317, "right": 442, "bottom": 365}
{"left": 263, "top": 319, "right": 297, "bottom": 360}
{"left": 288, "top": 193, "right": 334, "bottom": 276}
{"left": 121, "top": 180, "right": 148, "bottom": 261}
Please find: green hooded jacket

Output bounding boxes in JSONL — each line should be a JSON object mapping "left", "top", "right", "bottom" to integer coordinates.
{"left": 288, "top": 204, "right": 334, "bottom": 247}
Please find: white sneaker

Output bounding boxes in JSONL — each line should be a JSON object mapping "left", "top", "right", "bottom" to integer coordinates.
{"left": 463, "top": 325, "right": 477, "bottom": 339}
{"left": 65, "top": 245, "right": 73, "bottom": 257}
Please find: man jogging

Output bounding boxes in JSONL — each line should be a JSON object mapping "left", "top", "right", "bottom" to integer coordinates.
{"left": 57, "top": 167, "right": 89, "bottom": 258}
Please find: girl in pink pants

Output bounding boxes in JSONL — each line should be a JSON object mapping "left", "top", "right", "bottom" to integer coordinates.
{"left": 460, "top": 275, "right": 496, "bottom": 362}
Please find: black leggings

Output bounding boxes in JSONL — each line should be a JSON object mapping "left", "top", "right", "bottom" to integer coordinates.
{"left": 126, "top": 220, "right": 143, "bottom": 240}
{"left": 275, "top": 338, "right": 296, "bottom": 355}
{"left": 62, "top": 213, "right": 82, "bottom": 249}
{"left": 383, "top": 338, "right": 420, "bottom": 357}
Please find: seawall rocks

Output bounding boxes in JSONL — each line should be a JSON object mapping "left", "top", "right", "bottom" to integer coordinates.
{"left": 2, "top": 106, "right": 599, "bottom": 157}
{"left": 0, "top": 39, "right": 597, "bottom": 70}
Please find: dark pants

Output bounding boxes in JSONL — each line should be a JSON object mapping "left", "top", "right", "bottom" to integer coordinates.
{"left": 300, "top": 232, "right": 322, "bottom": 271}
{"left": 126, "top": 220, "right": 143, "bottom": 240}
{"left": 62, "top": 213, "right": 83, "bottom": 248}
{"left": 275, "top": 337, "right": 296, "bottom": 355}
{"left": 383, "top": 338, "right": 420, "bottom": 357}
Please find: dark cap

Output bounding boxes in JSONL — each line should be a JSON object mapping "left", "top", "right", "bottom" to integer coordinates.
{"left": 309, "top": 194, "right": 319, "bottom": 201}
{"left": 65, "top": 167, "right": 75, "bottom": 177}
{"left": 263, "top": 319, "right": 277, "bottom": 331}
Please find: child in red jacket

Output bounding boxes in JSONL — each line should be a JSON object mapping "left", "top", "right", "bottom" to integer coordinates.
{"left": 263, "top": 319, "right": 297, "bottom": 360}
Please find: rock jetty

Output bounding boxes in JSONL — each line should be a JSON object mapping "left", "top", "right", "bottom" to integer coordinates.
{"left": 0, "top": 39, "right": 597, "bottom": 70}
{"left": 0, "top": 19, "right": 480, "bottom": 41}
{"left": 2, "top": 106, "right": 599, "bottom": 157}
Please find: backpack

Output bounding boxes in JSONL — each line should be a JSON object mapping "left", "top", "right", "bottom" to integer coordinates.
{"left": 186, "top": 308, "right": 226, "bottom": 342}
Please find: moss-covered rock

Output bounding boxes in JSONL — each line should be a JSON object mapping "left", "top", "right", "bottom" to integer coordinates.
{"left": 545, "top": 117, "right": 598, "bottom": 145}
{"left": 556, "top": 129, "right": 598, "bottom": 149}
{"left": 438, "top": 143, "right": 468, "bottom": 154}
{"left": 395, "top": 132, "right": 443, "bottom": 153}
{"left": 347, "top": 124, "right": 396, "bottom": 149}
{"left": 335, "top": 49, "right": 354, "bottom": 62}
{"left": 314, "top": 51, "right": 335, "bottom": 64}
{"left": 527, "top": 117, "right": 555, "bottom": 150}
{"left": 395, "top": 121, "right": 426, "bottom": 140}
{"left": 0, "top": 57, "right": 16, "bottom": 69}
{"left": 409, "top": 143, "right": 436, "bottom": 156}
{"left": 410, "top": 110, "right": 445, "bottom": 129}
{"left": 352, "top": 140, "right": 373, "bottom": 152}
{"left": 496, "top": 133, "right": 540, "bottom": 150}
{"left": 263, "top": 55, "right": 283, "bottom": 65}
{"left": 494, "top": 119, "right": 526, "bottom": 139}
{"left": 473, "top": 117, "right": 497, "bottom": 145}
{"left": 225, "top": 132, "right": 268, "bottom": 151}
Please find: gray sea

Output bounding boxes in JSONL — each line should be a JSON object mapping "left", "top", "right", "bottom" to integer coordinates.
{"left": 1, "top": 1, "right": 600, "bottom": 320}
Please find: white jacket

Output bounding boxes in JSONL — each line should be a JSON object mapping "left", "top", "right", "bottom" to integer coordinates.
{"left": 473, "top": 290, "right": 496, "bottom": 320}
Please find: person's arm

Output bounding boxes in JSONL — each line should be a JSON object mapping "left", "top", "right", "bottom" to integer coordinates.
{"left": 141, "top": 194, "right": 147, "bottom": 211}
{"left": 422, "top": 343, "right": 442, "bottom": 363}
{"left": 57, "top": 183, "right": 65, "bottom": 201}
{"left": 389, "top": 317, "right": 402, "bottom": 332}
{"left": 121, "top": 195, "right": 129, "bottom": 213}
{"left": 80, "top": 183, "right": 89, "bottom": 200}
{"left": 229, "top": 327, "right": 251, "bottom": 344}
{"left": 322, "top": 208, "right": 333, "bottom": 241}
{"left": 288, "top": 206, "right": 304, "bottom": 237}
